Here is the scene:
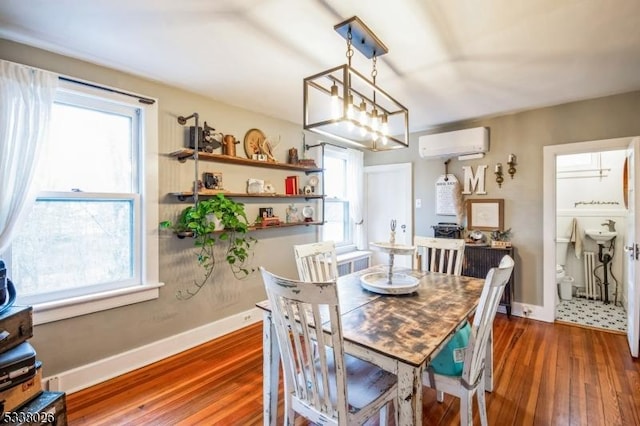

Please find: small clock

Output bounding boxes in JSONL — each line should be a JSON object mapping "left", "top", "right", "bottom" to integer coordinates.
{"left": 243, "top": 128, "right": 266, "bottom": 158}
{"left": 302, "top": 205, "right": 314, "bottom": 222}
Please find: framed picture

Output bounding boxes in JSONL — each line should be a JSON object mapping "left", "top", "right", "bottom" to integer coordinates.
{"left": 203, "top": 172, "right": 223, "bottom": 190}
{"left": 466, "top": 198, "right": 504, "bottom": 231}
{"left": 259, "top": 207, "right": 274, "bottom": 218}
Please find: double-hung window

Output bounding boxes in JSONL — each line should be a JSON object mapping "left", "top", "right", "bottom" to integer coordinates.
{"left": 3, "top": 80, "right": 160, "bottom": 323}
{"left": 322, "top": 146, "right": 354, "bottom": 251}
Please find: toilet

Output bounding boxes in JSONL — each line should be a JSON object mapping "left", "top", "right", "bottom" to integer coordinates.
{"left": 556, "top": 237, "right": 574, "bottom": 301}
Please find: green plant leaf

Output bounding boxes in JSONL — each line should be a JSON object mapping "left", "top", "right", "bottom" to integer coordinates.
{"left": 161, "top": 194, "right": 257, "bottom": 298}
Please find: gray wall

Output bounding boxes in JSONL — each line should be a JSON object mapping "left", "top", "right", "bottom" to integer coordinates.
{"left": 365, "top": 92, "right": 640, "bottom": 305}
{"left": 3, "top": 38, "right": 640, "bottom": 376}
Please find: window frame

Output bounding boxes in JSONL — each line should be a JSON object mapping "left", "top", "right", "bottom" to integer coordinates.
{"left": 3, "top": 79, "right": 162, "bottom": 324}
{"left": 322, "top": 146, "right": 355, "bottom": 253}
{"left": 17, "top": 191, "right": 141, "bottom": 304}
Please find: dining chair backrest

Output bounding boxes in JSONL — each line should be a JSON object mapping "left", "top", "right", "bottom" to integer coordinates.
{"left": 260, "top": 267, "right": 347, "bottom": 422}
{"left": 293, "top": 241, "right": 338, "bottom": 282}
{"left": 423, "top": 254, "right": 514, "bottom": 426}
{"left": 414, "top": 236, "right": 465, "bottom": 275}
{"left": 462, "top": 254, "right": 514, "bottom": 389}
{"left": 261, "top": 266, "right": 399, "bottom": 425}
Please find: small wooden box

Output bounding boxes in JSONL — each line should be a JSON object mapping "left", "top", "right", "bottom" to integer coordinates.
{"left": 490, "top": 240, "right": 512, "bottom": 248}
{"left": 0, "top": 362, "right": 42, "bottom": 413}
{"left": 0, "top": 306, "right": 33, "bottom": 354}
{"left": 8, "top": 391, "right": 67, "bottom": 426}
{"left": 259, "top": 217, "right": 281, "bottom": 228}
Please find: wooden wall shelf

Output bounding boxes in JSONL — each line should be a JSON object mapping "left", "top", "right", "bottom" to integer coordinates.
{"left": 170, "top": 191, "right": 325, "bottom": 201}
{"left": 175, "top": 221, "right": 322, "bottom": 238}
{"left": 169, "top": 149, "right": 323, "bottom": 173}
{"left": 250, "top": 221, "right": 322, "bottom": 230}
{"left": 167, "top": 146, "right": 325, "bottom": 226}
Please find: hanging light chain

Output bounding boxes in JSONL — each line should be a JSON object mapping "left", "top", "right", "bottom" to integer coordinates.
{"left": 371, "top": 54, "right": 379, "bottom": 106}
{"left": 371, "top": 54, "right": 378, "bottom": 84}
{"left": 345, "top": 27, "right": 355, "bottom": 123}
{"left": 346, "top": 28, "right": 354, "bottom": 67}
{"left": 371, "top": 53, "right": 378, "bottom": 107}
{"left": 371, "top": 53, "right": 379, "bottom": 145}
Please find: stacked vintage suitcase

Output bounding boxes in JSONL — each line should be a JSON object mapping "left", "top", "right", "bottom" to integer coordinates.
{"left": 0, "top": 306, "right": 67, "bottom": 425}
{"left": 0, "top": 262, "right": 67, "bottom": 425}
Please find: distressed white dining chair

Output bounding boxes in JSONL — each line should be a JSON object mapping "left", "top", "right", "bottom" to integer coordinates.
{"left": 422, "top": 255, "right": 514, "bottom": 426}
{"left": 260, "top": 267, "right": 397, "bottom": 425}
{"left": 414, "top": 236, "right": 467, "bottom": 401}
{"left": 293, "top": 241, "right": 338, "bottom": 282}
{"left": 414, "top": 236, "right": 466, "bottom": 275}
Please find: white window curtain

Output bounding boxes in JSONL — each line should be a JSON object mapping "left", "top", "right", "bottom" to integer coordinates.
{"left": 0, "top": 61, "right": 58, "bottom": 253}
{"left": 346, "top": 148, "right": 364, "bottom": 249}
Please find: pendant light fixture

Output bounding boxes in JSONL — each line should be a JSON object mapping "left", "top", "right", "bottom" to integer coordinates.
{"left": 303, "top": 16, "right": 409, "bottom": 151}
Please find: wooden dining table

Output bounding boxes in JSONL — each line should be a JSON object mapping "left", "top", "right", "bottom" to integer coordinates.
{"left": 257, "top": 265, "right": 487, "bottom": 426}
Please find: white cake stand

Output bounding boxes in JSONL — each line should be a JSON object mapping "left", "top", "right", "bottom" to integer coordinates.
{"left": 361, "top": 242, "right": 419, "bottom": 295}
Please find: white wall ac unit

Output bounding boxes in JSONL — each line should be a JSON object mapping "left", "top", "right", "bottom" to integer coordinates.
{"left": 418, "top": 127, "right": 489, "bottom": 160}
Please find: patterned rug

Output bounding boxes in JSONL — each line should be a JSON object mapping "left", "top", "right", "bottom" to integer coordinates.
{"left": 555, "top": 297, "right": 627, "bottom": 333}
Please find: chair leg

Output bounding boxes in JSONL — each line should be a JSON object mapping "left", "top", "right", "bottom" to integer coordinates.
{"left": 379, "top": 402, "right": 388, "bottom": 426}
{"left": 284, "top": 395, "right": 295, "bottom": 426}
{"left": 477, "top": 376, "right": 489, "bottom": 426}
{"left": 437, "top": 390, "right": 444, "bottom": 403}
{"left": 285, "top": 409, "right": 295, "bottom": 426}
{"left": 460, "top": 392, "right": 473, "bottom": 426}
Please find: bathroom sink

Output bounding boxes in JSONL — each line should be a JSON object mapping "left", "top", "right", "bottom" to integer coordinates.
{"left": 585, "top": 229, "right": 617, "bottom": 245}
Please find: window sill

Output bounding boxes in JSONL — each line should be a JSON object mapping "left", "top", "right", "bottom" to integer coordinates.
{"left": 335, "top": 244, "right": 357, "bottom": 256}
{"left": 336, "top": 250, "right": 372, "bottom": 263}
{"left": 30, "top": 282, "right": 164, "bottom": 325}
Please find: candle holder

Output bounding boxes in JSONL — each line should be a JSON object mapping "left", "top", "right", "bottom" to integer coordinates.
{"left": 507, "top": 154, "right": 517, "bottom": 179}
{"left": 495, "top": 163, "right": 504, "bottom": 188}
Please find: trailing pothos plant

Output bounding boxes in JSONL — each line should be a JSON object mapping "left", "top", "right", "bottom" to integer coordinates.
{"left": 160, "top": 194, "right": 257, "bottom": 299}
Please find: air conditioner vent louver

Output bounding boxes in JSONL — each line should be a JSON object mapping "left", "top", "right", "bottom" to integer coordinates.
{"left": 418, "top": 127, "right": 489, "bottom": 159}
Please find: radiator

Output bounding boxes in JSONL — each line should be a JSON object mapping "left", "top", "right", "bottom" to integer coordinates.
{"left": 461, "top": 245, "right": 514, "bottom": 316}
{"left": 335, "top": 251, "right": 372, "bottom": 277}
{"left": 583, "top": 251, "right": 599, "bottom": 300}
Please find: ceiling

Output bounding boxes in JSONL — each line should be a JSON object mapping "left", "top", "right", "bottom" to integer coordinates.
{"left": 2, "top": 0, "right": 640, "bottom": 133}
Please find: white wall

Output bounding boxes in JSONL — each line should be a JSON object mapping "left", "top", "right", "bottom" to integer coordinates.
{"left": 556, "top": 149, "right": 627, "bottom": 305}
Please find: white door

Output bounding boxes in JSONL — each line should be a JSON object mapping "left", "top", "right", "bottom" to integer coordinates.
{"left": 626, "top": 137, "right": 640, "bottom": 357}
{"left": 364, "top": 163, "right": 413, "bottom": 267}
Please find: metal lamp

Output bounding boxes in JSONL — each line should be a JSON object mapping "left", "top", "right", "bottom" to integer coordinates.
{"left": 303, "top": 16, "right": 409, "bottom": 151}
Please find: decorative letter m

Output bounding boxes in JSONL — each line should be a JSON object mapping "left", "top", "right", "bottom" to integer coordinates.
{"left": 462, "top": 165, "right": 487, "bottom": 195}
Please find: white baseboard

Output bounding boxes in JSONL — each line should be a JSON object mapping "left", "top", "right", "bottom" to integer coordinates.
{"left": 44, "top": 307, "right": 263, "bottom": 394}
{"left": 510, "top": 302, "right": 551, "bottom": 322}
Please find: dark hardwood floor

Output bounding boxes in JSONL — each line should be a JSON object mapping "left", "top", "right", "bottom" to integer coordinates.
{"left": 67, "top": 314, "right": 640, "bottom": 425}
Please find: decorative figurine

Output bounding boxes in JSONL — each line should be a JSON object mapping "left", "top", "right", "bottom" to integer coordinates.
{"left": 288, "top": 147, "right": 299, "bottom": 164}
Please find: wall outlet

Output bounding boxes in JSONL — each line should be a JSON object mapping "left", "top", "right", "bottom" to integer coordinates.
{"left": 415, "top": 199, "right": 422, "bottom": 208}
